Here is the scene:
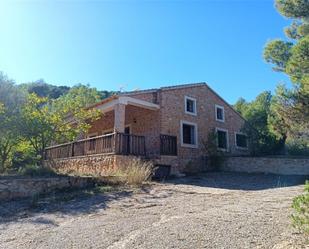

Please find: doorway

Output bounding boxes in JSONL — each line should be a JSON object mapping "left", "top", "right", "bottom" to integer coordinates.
{"left": 124, "top": 126, "right": 130, "bottom": 134}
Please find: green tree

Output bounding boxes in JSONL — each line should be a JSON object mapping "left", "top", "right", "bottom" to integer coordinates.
{"left": 268, "top": 88, "right": 289, "bottom": 141}
{"left": 263, "top": 0, "right": 309, "bottom": 138}
{"left": 99, "top": 90, "right": 118, "bottom": 100}
{"left": 234, "top": 91, "right": 285, "bottom": 155}
{"left": 20, "top": 80, "right": 70, "bottom": 99}
{"left": 0, "top": 73, "right": 25, "bottom": 172}
{"left": 20, "top": 85, "right": 101, "bottom": 162}
{"left": 0, "top": 104, "right": 20, "bottom": 172}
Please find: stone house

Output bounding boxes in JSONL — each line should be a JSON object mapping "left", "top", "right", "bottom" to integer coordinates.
{"left": 46, "top": 83, "right": 248, "bottom": 175}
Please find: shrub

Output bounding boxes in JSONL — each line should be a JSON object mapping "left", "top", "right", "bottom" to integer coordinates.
{"left": 122, "top": 158, "right": 153, "bottom": 186}
{"left": 105, "top": 158, "right": 153, "bottom": 186}
{"left": 202, "top": 130, "right": 225, "bottom": 170}
{"left": 61, "top": 158, "right": 153, "bottom": 186}
{"left": 291, "top": 181, "right": 309, "bottom": 236}
{"left": 18, "top": 164, "right": 57, "bottom": 177}
{"left": 287, "top": 138, "right": 309, "bottom": 156}
{"left": 11, "top": 141, "right": 39, "bottom": 171}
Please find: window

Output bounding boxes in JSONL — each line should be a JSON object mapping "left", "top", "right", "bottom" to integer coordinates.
{"left": 215, "top": 105, "right": 225, "bottom": 122}
{"left": 181, "top": 121, "right": 198, "bottom": 148}
{"left": 185, "top": 96, "right": 197, "bottom": 115}
{"left": 216, "top": 128, "right": 228, "bottom": 150}
{"left": 235, "top": 133, "right": 248, "bottom": 149}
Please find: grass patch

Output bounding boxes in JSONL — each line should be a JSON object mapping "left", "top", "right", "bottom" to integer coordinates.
{"left": 103, "top": 158, "right": 153, "bottom": 186}
{"left": 123, "top": 159, "right": 153, "bottom": 185}
{"left": 91, "top": 158, "right": 154, "bottom": 187}
{"left": 292, "top": 181, "right": 309, "bottom": 238}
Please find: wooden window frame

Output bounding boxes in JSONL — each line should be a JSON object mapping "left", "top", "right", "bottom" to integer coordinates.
{"left": 180, "top": 120, "right": 198, "bottom": 148}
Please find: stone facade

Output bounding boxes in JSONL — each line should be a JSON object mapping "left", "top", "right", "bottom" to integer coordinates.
{"left": 47, "top": 154, "right": 141, "bottom": 176}
{"left": 79, "top": 83, "right": 249, "bottom": 174}
{"left": 0, "top": 176, "right": 93, "bottom": 201}
{"left": 122, "top": 83, "right": 248, "bottom": 172}
{"left": 88, "top": 110, "right": 115, "bottom": 135}
{"left": 222, "top": 156, "right": 309, "bottom": 175}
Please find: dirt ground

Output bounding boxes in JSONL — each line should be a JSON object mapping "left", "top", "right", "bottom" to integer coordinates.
{"left": 0, "top": 172, "right": 308, "bottom": 249}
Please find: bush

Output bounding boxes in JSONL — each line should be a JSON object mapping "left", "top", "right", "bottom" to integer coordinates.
{"left": 202, "top": 130, "right": 225, "bottom": 170}
{"left": 122, "top": 158, "right": 153, "bottom": 186}
{"left": 11, "top": 141, "right": 39, "bottom": 171}
{"left": 18, "top": 164, "right": 57, "bottom": 177}
{"left": 60, "top": 158, "right": 153, "bottom": 186}
{"left": 292, "top": 181, "right": 309, "bottom": 236}
{"left": 104, "top": 158, "right": 153, "bottom": 186}
{"left": 287, "top": 138, "right": 309, "bottom": 156}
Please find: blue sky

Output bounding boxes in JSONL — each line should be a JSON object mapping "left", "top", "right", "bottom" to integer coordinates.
{"left": 0, "top": 0, "right": 291, "bottom": 103}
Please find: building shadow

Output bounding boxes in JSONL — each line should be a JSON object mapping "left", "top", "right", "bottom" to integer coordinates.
{"left": 166, "top": 171, "right": 308, "bottom": 191}
{"left": 0, "top": 187, "right": 136, "bottom": 224}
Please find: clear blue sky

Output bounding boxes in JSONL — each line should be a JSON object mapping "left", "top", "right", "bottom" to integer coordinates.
{"left": 0, "top": 0, "right": 291, "bottom": 103}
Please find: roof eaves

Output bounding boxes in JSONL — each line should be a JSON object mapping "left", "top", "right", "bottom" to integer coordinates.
{"left": 87, "top": 94, "right": 119, "bottom": 109}
{"left": 160, "top": 82, "right": 207, "bottom": 91}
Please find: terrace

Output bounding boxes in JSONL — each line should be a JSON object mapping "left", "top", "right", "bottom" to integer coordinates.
{"left": 45, "top": 132, "right": 177, "bottom": 160}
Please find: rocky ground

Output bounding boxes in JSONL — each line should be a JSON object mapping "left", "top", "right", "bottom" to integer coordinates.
{"left": 0, "top": 172, "right": 308, "bottom": 249}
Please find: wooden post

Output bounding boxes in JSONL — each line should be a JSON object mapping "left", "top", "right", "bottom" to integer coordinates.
{"left": 113, "top": 132, "right": 117, "bottom": 154}
{"left": 71, "top": 142, "right": 74, "bottom": 157}
{"left": 143, "top": 137, "right": 146, "bottom": 156}
{"left": 130, "top": 135, "right": 133, "bottom": 155}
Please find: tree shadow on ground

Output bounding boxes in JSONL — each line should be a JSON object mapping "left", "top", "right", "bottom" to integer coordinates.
{"left": 0, "top": 186, "right": 144, "bottom": 224}
{"left": 166, "top": 172, "right": 308, "bottom": 191}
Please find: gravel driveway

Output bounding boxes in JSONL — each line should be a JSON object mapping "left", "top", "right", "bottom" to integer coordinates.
{"left": 0, "top": 172, "right": 307, "bottom": 249}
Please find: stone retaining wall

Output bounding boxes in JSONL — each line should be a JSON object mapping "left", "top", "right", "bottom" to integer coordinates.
{"left": 45, "top": 154, "right": 141, "bottom": 176}
{"left": 156, "top": 155, "right": 209, "bottom": 175}
{"left": 0, "top": 176, "right": 93, "bottom": 201}
{"left": 222, "top": 156, "right": 309, "bottom": 175}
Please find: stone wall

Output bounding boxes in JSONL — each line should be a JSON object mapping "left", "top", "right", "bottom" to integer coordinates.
{"left": 222, "top": 156, "right": 309, "bottom": 175}
{"left": 88, "top": 110, "right": 115, "bottom": 135}
{"left": 0, "top": 176, "right": 93, "bottom": 201}
{"left": 156, "top": 155, "right": 209, "bottom": 175}
{"left": 159, "top": 84, "right": 247, "bottom": 158}
{"left": 45, "top": 155, "right": 116, "bottom": 176}
{"left": 46, "top": 154, "right": 141, "bottom": 176}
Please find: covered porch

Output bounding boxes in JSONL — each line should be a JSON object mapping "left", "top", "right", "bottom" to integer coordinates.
{"left": 45, "top": 95, "right": 177, "bottom": 160}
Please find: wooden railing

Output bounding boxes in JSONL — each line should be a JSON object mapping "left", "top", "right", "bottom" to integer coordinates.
{"left": 45, "top": 132, "right": 146, "bottom": 160}
{"left": 160, "top": 134, "right": 177, "bottom": 156}
{"left": 114, "top": 133, "right": 146, "bottom": 156}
